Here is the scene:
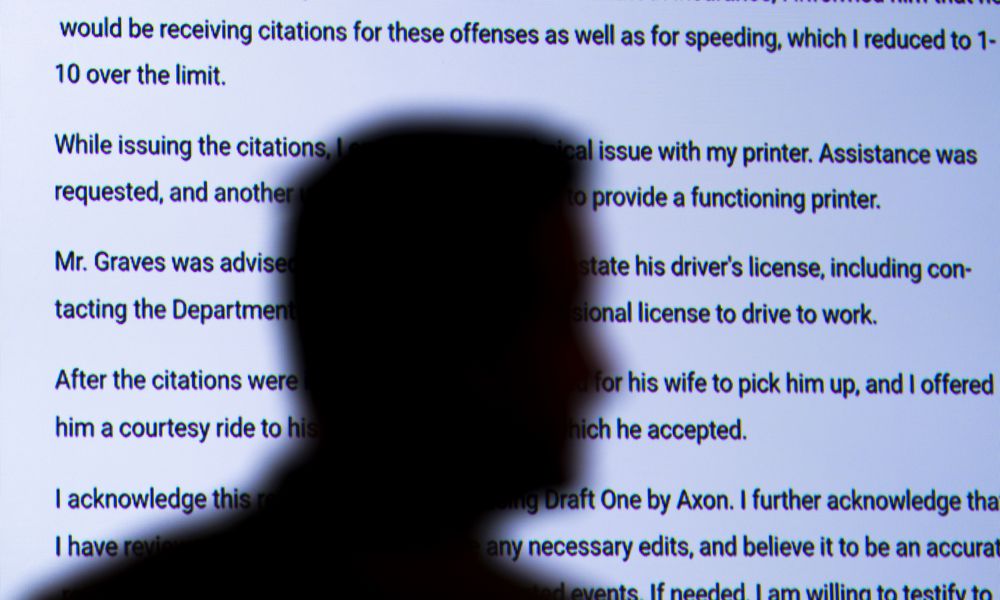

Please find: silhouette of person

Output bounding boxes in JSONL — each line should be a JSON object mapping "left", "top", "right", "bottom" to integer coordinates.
{"left": 42, "top": 123, "right": 591, "bottom": 599}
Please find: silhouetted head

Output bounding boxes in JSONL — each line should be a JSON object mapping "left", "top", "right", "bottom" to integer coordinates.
{"left": 292, "top": 123, "right": 590, "bottom": 542}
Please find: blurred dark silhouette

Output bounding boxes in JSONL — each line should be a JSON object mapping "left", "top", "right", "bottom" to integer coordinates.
{"left": 40, "top": 123, "right": 591, "bottom": 598}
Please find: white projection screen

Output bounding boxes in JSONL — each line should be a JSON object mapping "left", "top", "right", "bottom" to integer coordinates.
{"left": 0, "top": 1, "right": 998, "bottom": 598}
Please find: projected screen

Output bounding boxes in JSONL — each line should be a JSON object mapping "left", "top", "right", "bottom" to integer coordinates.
{"left": 1, "top": 1, "right": 998, "bottom": 598}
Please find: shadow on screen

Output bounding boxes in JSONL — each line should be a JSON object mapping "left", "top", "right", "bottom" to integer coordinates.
{"left": 37, "top": 121, "right": 596, "bottom": 598}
